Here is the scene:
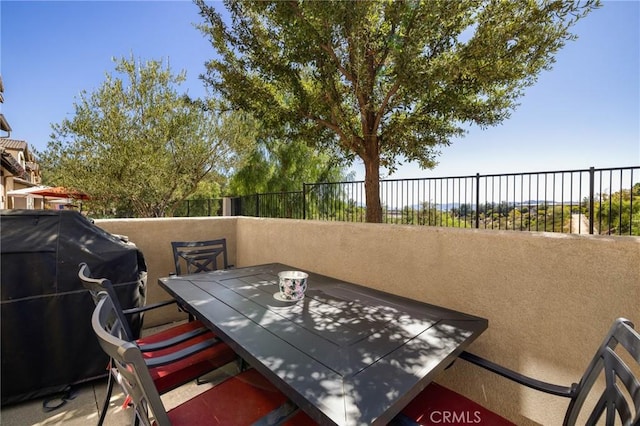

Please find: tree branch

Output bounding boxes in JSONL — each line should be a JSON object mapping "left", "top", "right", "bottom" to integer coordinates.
{"left": 374, "top": 80, "right": 400, "bottom": 132}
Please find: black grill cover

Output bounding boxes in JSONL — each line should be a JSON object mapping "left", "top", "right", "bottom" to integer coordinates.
{"left": 0, "top": 210, "right": 147, "bottom": 405}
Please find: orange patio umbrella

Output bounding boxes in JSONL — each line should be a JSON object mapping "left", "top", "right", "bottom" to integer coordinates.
{"left": 31, "top": 186, "right": 90, "bottom": 200}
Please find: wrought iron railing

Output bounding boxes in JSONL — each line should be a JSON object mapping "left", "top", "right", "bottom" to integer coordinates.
{"left": 234, "top": 191, "right": 304, "bottom": 219}
{"left": 172, "top": 198, "right": 223, "bottom": 218}
{"left": 234, "top": 166, "right": 639, "bottom": 235}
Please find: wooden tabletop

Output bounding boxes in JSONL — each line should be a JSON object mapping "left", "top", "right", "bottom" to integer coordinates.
{"left": 159, "top": 263, "right": 488, "bottom": 426}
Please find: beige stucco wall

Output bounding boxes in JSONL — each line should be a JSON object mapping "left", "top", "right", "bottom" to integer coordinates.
{"left": 96, "top": 216, "right": 639, "bottom": 425}
{"left": 97, "top": 217, "right": 238, "bottom": 326}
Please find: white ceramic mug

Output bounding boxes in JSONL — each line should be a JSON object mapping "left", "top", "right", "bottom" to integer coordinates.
{"left": 278, "top": 271, "right": 308, "bottom": 301}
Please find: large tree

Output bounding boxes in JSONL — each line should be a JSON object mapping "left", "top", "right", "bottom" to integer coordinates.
{"left": 196, "top": 0, "right": 598, "bottom": 222}
{"left": 40, "top": 56, "right": 252, "bottom": 217}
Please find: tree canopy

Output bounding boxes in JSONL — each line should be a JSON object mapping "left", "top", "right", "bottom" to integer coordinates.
{"left": 40, "top": 56, "right": 252, "bottom": 217}
{"left": 196, "top": 0, "right": 598, "bottom": 222}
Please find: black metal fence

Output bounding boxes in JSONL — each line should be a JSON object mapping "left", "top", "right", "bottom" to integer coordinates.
{"left": 235, "top": 166, "right": 639, "bottom": 236}
{"left": 172, "top": 198, "right": 223, "bottom": 217}
{"left": 234, "top": 192, "right": 304, "bottom": 220}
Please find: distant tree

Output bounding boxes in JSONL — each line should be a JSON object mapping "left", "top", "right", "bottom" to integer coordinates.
{"left": 225, "top": 115, "right": 349, "bottom": 219}
{"left": 196, "top": 0, "right": 598, "bottom": 222}
{"left": 449, "top": 203, "right": 474, "bottom": 227}
{"left": 40, "top": 56, "right": 252, "bottom": 217}
{"left": 418, "top": 201, "right": 442, "bottom": 226}
{"left": 593, "top": 186, "right": 640, "bottom": 235}
{"left": 497, "top": 201, "right": 513, "bottom": 216}
{"left": 400, "top": 205, "right": 416, "bottom": 225}
{"left": 458, "top": 203, "right": 473, "bottom": 218}
{"left": 172, "top": 179, "right": 223, "bottom": 217}
{"left": 344, "top": 199, "right": 366, "bottom": 222}
{"left": 228, "top": 133, "right": 347, "bottom": 195}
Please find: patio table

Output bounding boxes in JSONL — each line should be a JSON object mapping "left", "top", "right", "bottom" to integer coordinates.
{"left": 158, "top": 263, "right": 488, "bottom": 426}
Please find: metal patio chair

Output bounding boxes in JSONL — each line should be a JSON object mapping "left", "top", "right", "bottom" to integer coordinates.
{"left": 91, "top": 294, "right": 315, "bottom": 426}
{"left": 78, "top": 263, "right": 237, "bottom": 425}
{"left": 171, "top": 238, "right": 232, "bottom": 322}
{"left": 393, "top": 317, "right": 639, "bottom": 426}
{"left": 171, "top": 238, "right": 230, "bottom": 276}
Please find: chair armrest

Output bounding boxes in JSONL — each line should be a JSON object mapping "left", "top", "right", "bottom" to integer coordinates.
{"left": 138, "top": 326, "right": 211, "bottom": 352}
{"left": 459, "top": 351, "right": 576, "bottom": 398}
{"left": 143, "top": 337, "right": 220, "bottom": 367}
{"left": 123, "top": 299, "right": 177, "bottom": 315}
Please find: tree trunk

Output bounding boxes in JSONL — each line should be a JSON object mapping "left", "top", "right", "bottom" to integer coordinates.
{"left": 363, "top": 152, "right": 382, "bottom": 223}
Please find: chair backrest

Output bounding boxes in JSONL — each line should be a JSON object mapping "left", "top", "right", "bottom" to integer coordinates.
{"left": 565, "top": 318, "right": 640, "bottom": 425}
{"left": 78, "top": 263, "right": 135, "bottom": 341}
{"left": 92, "top": 295, "right": 171, "bottom": 426}
{"left": 171, "top": 239, "right": 229, "bottom": 275}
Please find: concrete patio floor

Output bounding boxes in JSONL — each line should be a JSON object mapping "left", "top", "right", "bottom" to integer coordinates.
{"left": 1, "top": 378, "right": 140, "bottom": 426}
{"left": 0, "top": 368, "right": 239, "bottom": 426}
{"left": 0, "top": 322, "right": 241, "bottom": 426}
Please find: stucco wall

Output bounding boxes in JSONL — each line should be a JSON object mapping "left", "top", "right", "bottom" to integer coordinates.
{"left": 97, "top": 217, "right": 238, "bottom": 326}
{"left": 97, "top": 216, "right": 639, "bottom": 424}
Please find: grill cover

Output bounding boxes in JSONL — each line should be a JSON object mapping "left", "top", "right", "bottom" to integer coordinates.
{"left": 0, "top": 210, "right": 147, "bottom": 405}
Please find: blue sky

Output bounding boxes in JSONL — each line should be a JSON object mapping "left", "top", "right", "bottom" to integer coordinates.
{"left": 1, "top": 0, "right": 638, "bottom": 181}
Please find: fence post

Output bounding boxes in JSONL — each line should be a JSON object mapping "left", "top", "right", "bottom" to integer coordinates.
{"left": 303, "top": 184, "right": 307, "bottom": 220}
{"left": 222, "top": 198, "right": 232, "bottom": 216}
{"left": 475, "top": 173, "right": 480, "bottom": 229}
{"left": 187, "top": 200, "right": 190, "bottom": 218}
{"left": 589, "top": 166, "right": 595, "bottom": 234}
{"left": 229, "top": 197, "right": 242, "bottom": 216}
